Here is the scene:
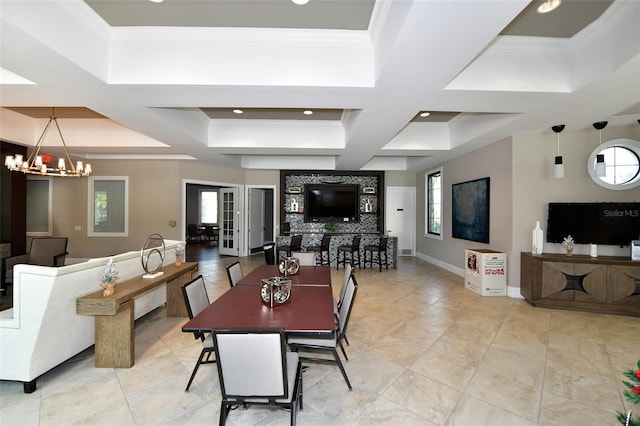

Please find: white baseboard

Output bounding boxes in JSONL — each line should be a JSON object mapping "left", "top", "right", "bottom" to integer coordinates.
{"left": 415, "top": 251, "right": 523, "bottom": 299}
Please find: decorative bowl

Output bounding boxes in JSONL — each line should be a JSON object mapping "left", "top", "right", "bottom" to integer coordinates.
{"left": 261, "top": 276, "right": 292, "bottom": 307}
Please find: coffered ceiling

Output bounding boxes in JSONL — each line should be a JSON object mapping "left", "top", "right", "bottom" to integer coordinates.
{"left": 1, "top": 0, "right": 638, "bottom": 171}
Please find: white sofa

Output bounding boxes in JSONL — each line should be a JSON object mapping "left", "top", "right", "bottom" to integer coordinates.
{"left": 0, "top": 240, "right": 183, "bottom": 393}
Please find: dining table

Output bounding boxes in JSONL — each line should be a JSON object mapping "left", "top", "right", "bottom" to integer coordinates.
{"left": 181, "top": 265, "right": 335, "bottom": 336}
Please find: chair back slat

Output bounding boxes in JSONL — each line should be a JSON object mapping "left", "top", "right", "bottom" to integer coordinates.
{"left": 182, "top": 275, "right": 210, "bottom": 319}
{"left": 29, "top": 237, "right": 68, "bottom": 266}
{"left": 352, "top": 235, "right": 361, "bottom": 249}
{"left": 291, "top": 252, "right": 316, "bottom": 266}
{"left": 290, "top": 235, "right": 303, "bottom": 251}
{"left": 338, "top": 262, "right": 353, "bottom": 306}
{"left": 338, "top": 274, "right": 358, "bottom": 336}
{"left": 320, "top": 234, "right": 331, "bottom": 249}
{"left": 214, "top": 329, "right": 287, "bottom": 398}
{"left": 226, "top": 261, "right": 243, "bottom": 287}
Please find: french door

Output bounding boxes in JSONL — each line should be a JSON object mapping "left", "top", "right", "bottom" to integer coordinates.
{"left": 219, "top": 187, "right": 240, "bottom": 256}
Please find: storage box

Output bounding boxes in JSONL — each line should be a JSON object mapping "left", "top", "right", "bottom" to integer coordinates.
{"left": 464, "top": 249, "right": 507, "bottom": 296}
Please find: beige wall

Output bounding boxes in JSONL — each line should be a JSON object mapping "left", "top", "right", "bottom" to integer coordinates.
{"left": 48, "top": 160, "right": 249, "bottom": 258}
{"left": 511, "top": 124, "right": 640, "bottom": 284}
{"left": 416, "top": 137, "right": 513, "bottom": 280}
{"left": 417, "top": 123, "right": 640, "bottom": 291}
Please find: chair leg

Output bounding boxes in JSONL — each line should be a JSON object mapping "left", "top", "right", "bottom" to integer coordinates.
{"left": 338, "top": 339, "right": 349, "bottom": 361}
{"left": 331, "top": 347, "right": 352, "bottom": 390}
{"left": 219, "top": 401, "right": 230, "bottom": 426}
{"left": 185, "top": 348, "right": 215, "bottom": 392}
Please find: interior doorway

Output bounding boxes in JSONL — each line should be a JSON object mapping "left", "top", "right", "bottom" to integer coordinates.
{"left": 246, "top": 185, "right": 276, "bottom": 255}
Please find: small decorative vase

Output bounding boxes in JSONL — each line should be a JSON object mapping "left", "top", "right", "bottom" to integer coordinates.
{"left": 565, "top": 249, "right": 573, "bottom": 257}
{"left": 175, "top": 256, "right": 182, "bottom": 266}
{"left": 101, "top": 281, "right": 117, "bottom": 296}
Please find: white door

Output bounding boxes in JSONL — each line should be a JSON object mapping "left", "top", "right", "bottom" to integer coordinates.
{"left": 386, "top": 186, "right": 416, "bottom": 256}
{"left": 219, "top": 187, "right": 240, "bottom": 256}
{"left": 249, "top": 188, "right": 265, "bottom": 251}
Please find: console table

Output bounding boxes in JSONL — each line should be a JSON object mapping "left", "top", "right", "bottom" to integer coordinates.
{"left": 77, "top": 262, "right": 198, "bottom": 367}
{"left": 520, "top": 252, "right": 640, "bottom": 316}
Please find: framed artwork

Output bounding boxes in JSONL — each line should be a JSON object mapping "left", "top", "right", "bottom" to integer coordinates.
{"left": 452, "top": 177, "right": 490, "bottom": 244}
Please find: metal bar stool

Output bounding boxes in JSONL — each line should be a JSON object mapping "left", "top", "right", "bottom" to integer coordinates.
{"left": 364, "top": 236, "right": 389, "bottom": 271}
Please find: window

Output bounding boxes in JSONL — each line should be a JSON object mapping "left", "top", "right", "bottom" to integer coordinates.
{"left": 587, "top": 138, "right": 640, "bottom": 190}
{"left": 425, "top": 168, "right": 443, "bottom": 239}
{"left": 200, "top": 190, "right": 218, "bottom": 224}
{"left": 88, "top": 177, "right": 128, "bottom": 236}
{"left": 26, "top": 178, "right": 51, "bottom": 236}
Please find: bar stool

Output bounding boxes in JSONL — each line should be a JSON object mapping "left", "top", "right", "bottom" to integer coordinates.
{"left": 276, "top": 235, "right": 303, "bottom": 260}
{"left": 364, "top": 236, "right": 389, "bottom": 271}
{"left": 306, "top": 234, "right": 331, "bottom": 265}
{"left": 337, "top": 235, "right": 361, "bottom": 270}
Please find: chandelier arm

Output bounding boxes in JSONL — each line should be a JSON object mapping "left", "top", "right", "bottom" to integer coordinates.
{"left": 26, "top": 117, "right": 54, "bottom": 167}
{"left": 52, "top": 117, "right": 78, "bottom": 172}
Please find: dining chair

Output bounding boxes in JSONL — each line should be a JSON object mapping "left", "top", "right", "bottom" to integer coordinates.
{"left": 225, "top": 261, "right": 243, "bottom": 287}
{"left": 306, "top": 234, "right": 331, "bottom": 265}
{"left": 288, "top": 274, "right": 358, "bottom": 390}
{"left": 276, "top": 235, "right": 303, "bottom": 261}
{"left": 186, "top": 224, "right": 201, "bottom": 243}
{"left": 213, "top": 328, "right": 303, "bottom": 426}
{"left": 181, "top": 275, "right": 216, "bottom": 392}
{"left": 334, "top": 261, "right": 353, "bottom": 346}
{"left": 336, "top": 235, "right": 361, "bottom": 270}
{"left": 291, "top": 252, "right": 316, "bottom": 266}
{"left": 3, "top": 237, "right": 68, "bottom": 286}
{"left": 363, "top": 236, "right": 390, "bottom": 271}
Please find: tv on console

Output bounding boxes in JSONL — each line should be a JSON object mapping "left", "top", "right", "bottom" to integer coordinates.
{"left": 304, "top": 184, "right": 360, "bottom": 223}
{"left": 546, "top": 202, "right": 640, "bottom": 246}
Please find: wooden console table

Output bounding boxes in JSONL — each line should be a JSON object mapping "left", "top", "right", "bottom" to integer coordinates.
{"left": 521, "top": 252, "right": 640, "bottom": 316}
{"left": 77, "top": 262, "right": 198, "bottom": 367}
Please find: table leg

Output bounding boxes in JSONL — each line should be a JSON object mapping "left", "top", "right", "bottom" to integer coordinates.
{"left": 94, "top": 299, "right": 134, "bottom": 368}
{"left": 166, "top": 271, "right": 193, "bottom": 317}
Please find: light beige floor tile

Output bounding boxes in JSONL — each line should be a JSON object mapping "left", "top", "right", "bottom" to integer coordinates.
{"left": 543, "top": 365, "right": 622, "bottom": 413}
{"left": 446, "top": 394, "right": 536, "bottom": 426}
{"left": 352, "top": 396, "right": 432, "bottom": 425}
{"left": 383, "top": 369, "right": 461, "bottom": 424}
{"left": 410, "top": 348, "right": 477, "bottom": 391}
{"left": 479, "top": 347, "right": 545, "bottom": 389}
{"left": 538, "top": 391, "right": 618, "bottom": 425}
{"left": 465, "top": 369, "right": 541, "bottom": 422}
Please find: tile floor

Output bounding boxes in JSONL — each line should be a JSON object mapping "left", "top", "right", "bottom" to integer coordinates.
{"left": 1, "top": 253, "right": 639, "bottom": 425}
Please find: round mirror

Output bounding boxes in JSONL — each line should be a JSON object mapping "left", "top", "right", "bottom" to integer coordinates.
{"left": 587, "top": 138, "right": 640, "bottom": 190}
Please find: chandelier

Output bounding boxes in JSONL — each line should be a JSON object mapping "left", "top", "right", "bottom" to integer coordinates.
{"left": 4, "top": 108, "right": 92, "bottom": 177}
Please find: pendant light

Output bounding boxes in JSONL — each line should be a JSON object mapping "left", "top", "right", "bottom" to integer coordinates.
{"left": 552, "top": 125, "right": 565, "bottom": 179}
{"left": 592, "top": 121, "right": 607, "bottom": 177}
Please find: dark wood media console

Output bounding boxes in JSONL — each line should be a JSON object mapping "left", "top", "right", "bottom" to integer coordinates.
{"left": 520, "top": 252, "right": 640, "bottom": 316}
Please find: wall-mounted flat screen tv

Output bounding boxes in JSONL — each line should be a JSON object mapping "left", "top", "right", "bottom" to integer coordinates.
{"left": 546, "top": 202, "right": 640, "bottom": 246}
{"left": 304, "top": 184, "right": 360, "bottom": 223}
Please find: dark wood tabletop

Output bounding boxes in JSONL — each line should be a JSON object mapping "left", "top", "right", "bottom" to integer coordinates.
{"left": 181, "top": 284, "right": 335, "bottom": 335}
{"left": 237, "top": 264, "right": 332, "bottom": 286}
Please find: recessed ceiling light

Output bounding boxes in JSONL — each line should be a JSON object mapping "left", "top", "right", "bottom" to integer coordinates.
{"left": 537, "top": 0, "right": 561, "bottom": 14}
{"left": 291, "top": 0, "right": 310, "bottom": 5}
{"left": 303, "top": 110, "right": 313, "bottom": 115}
{"left": 233, "top": 109, "right": 243, "bottom": 114}
{"left": 419, "top": 112, "right": 430, "bottom": 117}
{"left": 149, "top": 0, "right": 164, "bottom": 3}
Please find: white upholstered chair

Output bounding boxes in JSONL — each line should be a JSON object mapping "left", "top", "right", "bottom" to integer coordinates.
{"left": 213, "top": 328, "right": 303, "bottom": 425}
{"left": 291, "top": 252, "right": 316, "bottom": 266}
{"left": 288, "top": 274, "right": 358, "bottom": 390}
{"left": 225, "top": 261, "right": 243, "bottom": 287}
{"left": 181, "top": 275, "right": 216, "bottom": 392}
